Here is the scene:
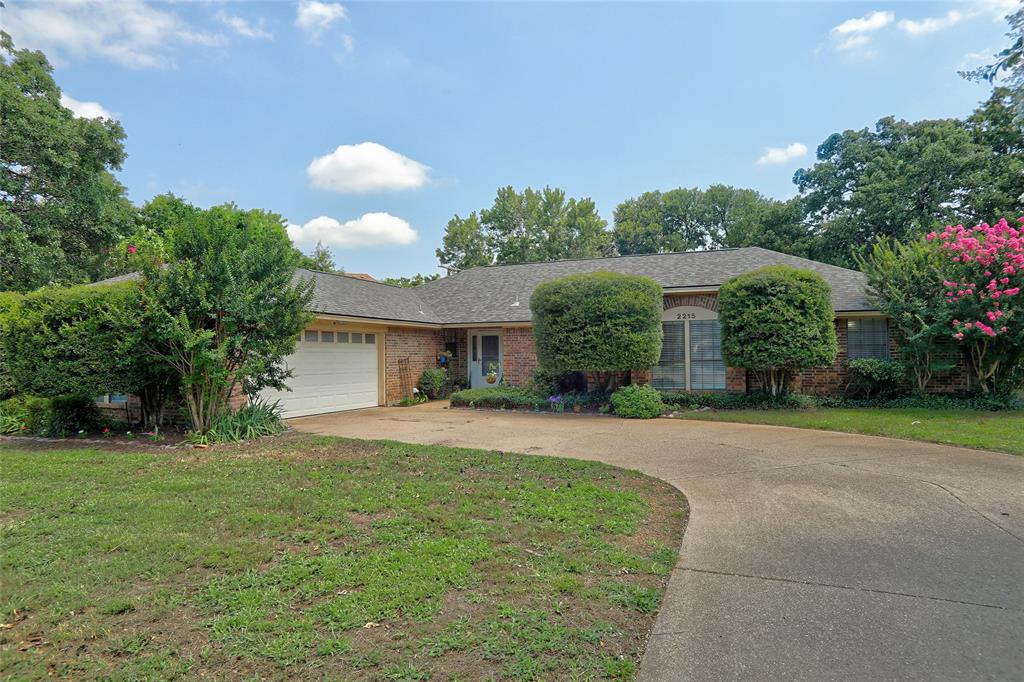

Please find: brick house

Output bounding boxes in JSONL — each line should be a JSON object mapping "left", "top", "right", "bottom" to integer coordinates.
{"left": 99, "top": 247, "right": 972, "bottom": 420}
{"left": 244, "top": 246, "right": 975, "bottom": 417}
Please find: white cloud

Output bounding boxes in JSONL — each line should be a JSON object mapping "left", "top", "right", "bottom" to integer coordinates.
{"left": 829, "top": 10, "right": 894, "bottom": 53}
{"left": 296, "top": 0, "right": 348, "bottom": 38}
{"left": 60, "top": 93, "right": 115, "bottom": 120}
{"left": 831, "top": 10, "right": 895, "bottom": 35}
{"left": 287, "top": 213, "right": 418, "bottom": 248}
{"left": 307, "top": 142, "right": 431, "bottom": 193}
{"left": 975, "top": 0, "right": 1019, "bottom": 21}
{"left": 3, "top": 0, "right": 223, "bottom": 69}
{"left": 959, "top": 47, "right": 995, "bottom": 70}
{"left": 217, "top": 11, "right": 273, "bottom": 41}
{"left": 757, "top": 142, "right": 808, "bottom": 166}
{"left": 898, "top": 10, "right": 966, "bottom": 37}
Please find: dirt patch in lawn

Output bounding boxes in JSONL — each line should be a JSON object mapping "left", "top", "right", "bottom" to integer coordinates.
{"left": 1, "top": 433, "right": 687, "bottom": 680}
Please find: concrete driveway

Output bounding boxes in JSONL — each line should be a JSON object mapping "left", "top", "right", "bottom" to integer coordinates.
{"left": 291, "top": 402, "right": 1024, "bottom": 681}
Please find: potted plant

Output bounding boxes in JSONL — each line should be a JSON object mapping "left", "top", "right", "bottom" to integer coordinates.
{"left": 485, "top": 362, "right": 499, "bottom": 384}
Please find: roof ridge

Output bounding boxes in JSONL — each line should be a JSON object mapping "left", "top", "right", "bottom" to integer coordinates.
{"left": 297, "top": 267, "right": 410, "bottom": 290}
{"left": 464, "top": 247, "right": 744, "bottom": 271}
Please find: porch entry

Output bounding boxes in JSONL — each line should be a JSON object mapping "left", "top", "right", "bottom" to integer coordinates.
{"left": 469, "top": 331, "right": 503, "bottom": 388}
{"left": 652, "top": 306, "right": 726, "bottom": 391}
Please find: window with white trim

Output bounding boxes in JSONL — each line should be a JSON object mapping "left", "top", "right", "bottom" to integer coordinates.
{"left": 304, "top": 330, "right": 318, "bottom": 342}
{"left": 321, "top": 331, "right": 335, "bottom": 343}
{"left": 847, "top": 318, "right": 889, "bottom": 359}
{"left": 351, "top": 332, "right": 363, "bottom": 344}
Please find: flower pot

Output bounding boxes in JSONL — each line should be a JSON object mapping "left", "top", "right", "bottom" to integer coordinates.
{"left": 486, "top": 375, "right": 497, "bottom": 384}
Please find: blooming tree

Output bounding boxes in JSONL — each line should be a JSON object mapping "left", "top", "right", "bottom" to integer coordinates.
{"left": 928, "top": 217, "right": 1024, "bottom": 392}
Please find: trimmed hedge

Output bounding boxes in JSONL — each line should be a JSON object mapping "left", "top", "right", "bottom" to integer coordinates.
{"left": 530, "top": 272, "right": 663, "bottom": 374}
{"left": 449, "top": 387, "right": 615, "bottom": 412}
{"left": 449, "top": 386, "right": 542, "bottom": 410}
{"left": 719, "top": 266, "right": 837, "bottom": 395}
{"left": 3, "top": 283, "right": 144, "bottom": 399}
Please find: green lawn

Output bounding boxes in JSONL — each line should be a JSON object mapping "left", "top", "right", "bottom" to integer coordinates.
{"left": 673, "top": 408, "right": 1024, "bottom": 455}
{"left": 0, "top": 435, "right": 685, "bottom": 681}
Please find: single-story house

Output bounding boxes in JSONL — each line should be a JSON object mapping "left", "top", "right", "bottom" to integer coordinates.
{"left": 248, "top": 247, "right": 966, "bottom": 418}
{"left": 94, "top": 247, "right": 971, "bottom": 420}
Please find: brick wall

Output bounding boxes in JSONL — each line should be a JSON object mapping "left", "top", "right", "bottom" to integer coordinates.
{"left": 502, "top": 327, "right": 538, "bottom": 387}
{"left": 385, "top": 326, "right": 444, "bottom": 403}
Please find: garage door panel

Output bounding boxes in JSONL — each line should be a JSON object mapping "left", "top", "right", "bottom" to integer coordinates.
{"left": 262, "top": 333, "right": 380, "bottom": 417}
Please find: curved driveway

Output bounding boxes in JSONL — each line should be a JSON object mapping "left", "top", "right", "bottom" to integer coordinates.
{"left": 291, "top": 402, "right": 1024, "bottom": 680}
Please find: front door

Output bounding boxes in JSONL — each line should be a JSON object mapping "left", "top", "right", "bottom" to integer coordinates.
{"left": 469, "top": 332, "right": 502, "bottom": 388}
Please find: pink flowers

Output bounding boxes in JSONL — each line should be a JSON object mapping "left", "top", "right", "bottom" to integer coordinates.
{"left": 937, "top": 217, "right": 1022, "bottom": 344}
{"left": 127, "top": 245, "right": 138, "bottom": 255}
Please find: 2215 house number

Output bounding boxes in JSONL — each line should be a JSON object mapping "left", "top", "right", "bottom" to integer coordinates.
{"left": 674, "top": 312, "right": 698, "bottom": 320}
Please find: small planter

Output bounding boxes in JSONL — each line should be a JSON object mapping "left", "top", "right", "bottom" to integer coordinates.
{"left": 485, "top": 375, "right": 497, "bottom": 384}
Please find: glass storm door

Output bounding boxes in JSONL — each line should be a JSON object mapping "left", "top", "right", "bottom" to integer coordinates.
{"left": 469, "top": 332, "right": 502, "bottom": 388}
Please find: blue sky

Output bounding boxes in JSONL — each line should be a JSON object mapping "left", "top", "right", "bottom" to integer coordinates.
{"left": 5, "top": 0, "right": 1017, "bottom": 278}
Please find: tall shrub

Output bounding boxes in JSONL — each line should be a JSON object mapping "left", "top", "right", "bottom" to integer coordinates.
{"left": 0, "top": 291, "right": 23, "bottom": 399}
{"left": 719, "top": 266, "right": 838, "bottom": 396}
{"left": 140, "top": 204, "right": 313, "bottom": 432}
{"left": 857, "top": 238, "right": 957, "bottom": 392}
{"left": 929, "top": 217, "right": 1024, "bottom": 393}
{"left": 3, "top": 283, "right": 145, "bottom": 399}
{"left": 530, "top": 272, "right": 662, "bottom": 388}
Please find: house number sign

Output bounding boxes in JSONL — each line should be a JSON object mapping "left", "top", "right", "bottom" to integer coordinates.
{"left": 661, "top": 305, "right": 717, "bottom": 322}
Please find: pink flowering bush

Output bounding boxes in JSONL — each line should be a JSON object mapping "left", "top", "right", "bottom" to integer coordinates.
{"left": 927, "top": 217, "right": 1024, "bottom": 392}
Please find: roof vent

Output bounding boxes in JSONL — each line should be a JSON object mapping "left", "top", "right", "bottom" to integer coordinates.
{"left": 511, "top": 295, "right": 521, "bottom": 307}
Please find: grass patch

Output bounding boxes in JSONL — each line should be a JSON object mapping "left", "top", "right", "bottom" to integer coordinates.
{"left": 674, "top": 408, "right": 1024, "bottom": 454}
{"left": 0, "top": 434, "right": 685, "bottom": 680}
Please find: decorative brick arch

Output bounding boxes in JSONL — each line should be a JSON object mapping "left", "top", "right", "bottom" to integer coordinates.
{"left": 662, "top": 293, "right": 719, "bottom": 312}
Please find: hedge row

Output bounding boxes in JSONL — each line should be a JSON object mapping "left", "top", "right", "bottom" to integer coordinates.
{"left": 449, "top": 387, "right": 1022, "bottom": 413}
{"left": 660, "top": 391, "right": 1022, "bottom": 412}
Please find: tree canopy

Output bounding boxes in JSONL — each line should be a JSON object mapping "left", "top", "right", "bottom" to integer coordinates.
{"left": 436, "top": 186, "right": 611, "bottom": 270}
{"left": 795, "top": 90, "right": 1023, "bottom": 267}
{"left": 1, "top": 33, "right": 134, "bottom": 292}
{"left": 612, "top": 185, "right": 811, "bottom": 257}
{"left": 960, "top": 5, "right": 1023, "bottom": 123}
{"left": 295, "top": 241, "right": 343, "bottom": 274}
{"left": 382, "top": 273, "right": 440, "bottom": 287}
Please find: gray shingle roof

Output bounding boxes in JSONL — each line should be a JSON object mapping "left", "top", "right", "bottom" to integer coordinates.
{"left": 411, "top": 247, "right": 873, "bottom": 324}
{"left": 93, "top": 249, "right": 874, "bottom": 325}
{"left": 296, "top": 269, "right": 441, "bottom": 323}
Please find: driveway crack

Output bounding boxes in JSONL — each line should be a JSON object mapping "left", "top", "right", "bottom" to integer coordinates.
{"left": 828, "top": 462, "right": 1024, "bottom": 545}
{"left": 673, "top": 567, "right": 1018, "bottom": 613}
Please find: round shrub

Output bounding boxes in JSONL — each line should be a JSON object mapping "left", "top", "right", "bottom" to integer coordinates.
{"left": 719, "top": 266, "right": 838, "bottom": 396}
{"left": 845, "top": 358, "right": 904, "bottom": 398}
{"left": 610, "top": 384, "right": 665, "bottom": 419}
{"left": 530, "top": 272, "right": 663, "bottom": 376}
{"left": 417, "top": 368, "right": 448, "bottom": 399}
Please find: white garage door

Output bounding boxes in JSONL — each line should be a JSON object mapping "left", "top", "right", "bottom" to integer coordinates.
{"left": 263, "top": 329, "right": 380, "bottom": 418}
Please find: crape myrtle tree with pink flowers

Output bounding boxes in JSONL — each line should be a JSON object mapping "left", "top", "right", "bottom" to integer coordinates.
{"left": 928, "top": 218, "right": 1024, "bottom": 393}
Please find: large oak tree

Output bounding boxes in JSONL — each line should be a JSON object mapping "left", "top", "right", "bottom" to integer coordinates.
{"left": 1, "top": 33, "right": 134, "bottom": 291}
